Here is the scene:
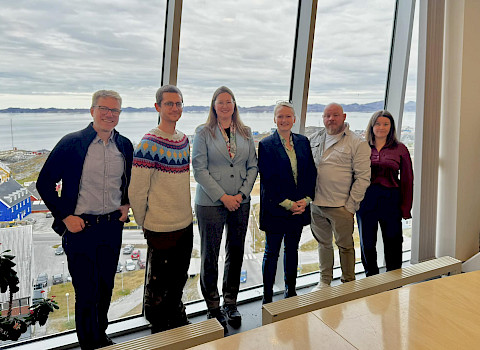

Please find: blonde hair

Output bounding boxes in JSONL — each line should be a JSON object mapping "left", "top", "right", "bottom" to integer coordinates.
{"left": 274, "top": 101, "right": 295, "bottom": 117}
{"left": 204, "top": 86, "right": 250, "bottom": 139}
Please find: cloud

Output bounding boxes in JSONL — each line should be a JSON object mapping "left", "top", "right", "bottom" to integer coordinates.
{"left": 0, "top": 0, "right": 416, "bottom": 109}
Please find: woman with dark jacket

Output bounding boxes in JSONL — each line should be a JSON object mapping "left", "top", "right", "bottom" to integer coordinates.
{"left": 258, "top": 101, "right": 317, "bottom": 304}
{"left": 356, "top": 110, "right": 413, "bottom": 276}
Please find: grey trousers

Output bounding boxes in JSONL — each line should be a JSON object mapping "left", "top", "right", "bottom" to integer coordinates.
{"left": 310, "top": 205, "right": 355, "bottom": 284}
{"left": 196, "top": 202, "right": 250, "bottom": 310}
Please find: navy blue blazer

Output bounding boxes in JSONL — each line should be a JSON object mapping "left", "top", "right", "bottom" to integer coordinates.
{"left": 258, "top": 130, "right": 317, "bottom": 232}
{"left": 37, "top": 123, "right": 134, "bottom": 235}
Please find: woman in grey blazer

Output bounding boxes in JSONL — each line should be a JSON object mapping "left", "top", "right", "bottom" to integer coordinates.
{"left": 192, "top": 86, "right": 258, "bottom": 329}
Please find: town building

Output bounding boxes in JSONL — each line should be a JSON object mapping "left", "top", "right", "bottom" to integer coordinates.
{"left": 0, "top": 179, "right": 32, "bottom": 221}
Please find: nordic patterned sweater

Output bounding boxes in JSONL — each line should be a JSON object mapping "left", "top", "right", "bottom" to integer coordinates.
{"left": 128, "top": 127, "right": 193, "bottom": 232}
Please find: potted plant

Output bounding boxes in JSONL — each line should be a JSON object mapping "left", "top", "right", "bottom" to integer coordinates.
{"left": 0, "top": 247, "right": 59, "bottom": 341}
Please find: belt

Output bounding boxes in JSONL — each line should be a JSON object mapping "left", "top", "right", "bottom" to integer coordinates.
{"left": 79, "top": 210, "right": 122, "bottom": 226}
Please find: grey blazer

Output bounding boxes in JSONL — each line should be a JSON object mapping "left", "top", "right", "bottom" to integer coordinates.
{"left": 192, "top": 124, "right": 258, "bottom": 206}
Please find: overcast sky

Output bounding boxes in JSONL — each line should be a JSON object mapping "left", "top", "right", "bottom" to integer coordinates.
{"left": 0, "top": 0, "right": 417, "bottom": 109}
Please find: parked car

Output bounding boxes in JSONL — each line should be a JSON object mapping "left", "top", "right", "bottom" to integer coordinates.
{"left": 52, "top": 273, "right": 63, "bottom": 285}
{"left": 55, "top": 246, "right": 64, "bottom": 255}
{"left": 137, "top": 259, "right": 146, "bottom": 269}
{"left": 46, "top": 212, "right": 52, "bottom": 218}
{"left": 116, "top": 262, "right": 123, "bottom": 273}
{"left": 123, "top": 244, "right": 134, "bottom": 254}
{"left": 32, "top": 289, "right": 45, "bottom": 305}
{"left": 35, "top": 273, "right": 48, "bottom": 288}
{"left": 25, "top": 217, "right": 36, "bottom": 224}
{"left": 240, "top": 269, "right": 247, "bottom": 283}
{"left": 125, "top": 259, "right": 136, "bottom": 271}
{"left": 131, "top": 249, "right": 140, "bottom": 260}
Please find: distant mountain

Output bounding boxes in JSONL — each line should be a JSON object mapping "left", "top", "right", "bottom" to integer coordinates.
{"left": 0, "top": 101, "right": 416, "bottom": 114}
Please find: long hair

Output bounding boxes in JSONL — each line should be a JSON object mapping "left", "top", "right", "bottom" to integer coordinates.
{"left": 365, "top": 110, "right": 398, "bottom": 147}
{"left": 204, "top": 86, "right": 250, "bottom": 139}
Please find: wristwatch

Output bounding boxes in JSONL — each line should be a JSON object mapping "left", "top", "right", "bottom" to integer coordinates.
{"left": 240, "top": 192, "right": 246, "bottom": 200}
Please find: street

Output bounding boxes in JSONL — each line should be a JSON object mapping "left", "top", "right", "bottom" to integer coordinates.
{"left": 29, "top": 203, "right": 324, "bottom": 322}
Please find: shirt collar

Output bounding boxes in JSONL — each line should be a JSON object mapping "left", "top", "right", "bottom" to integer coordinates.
{"left": 92, "top": 132, "right": 115, "bottom": 145}
{"left": 279, "top": 132, "right": 293, "bottom": 146}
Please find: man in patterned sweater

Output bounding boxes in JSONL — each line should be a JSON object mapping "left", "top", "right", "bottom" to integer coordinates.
{"left": 128, "top": 85, "right": 193, "bottom": 333}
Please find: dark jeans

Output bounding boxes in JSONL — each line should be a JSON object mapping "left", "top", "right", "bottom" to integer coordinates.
{"left": 196, "top": 202, "right": 250, "bottom": 310}
{"left": 62, "top": 216, "right": 123, "bottom": 350}
{"left": 143, "top": 224, "right": 193, "bottom": 331}
{"left": 262, "top": 230, "right": 302, "bottom": 304}
{"left": 356, "top": 185, "right": 403, "bottom": 276}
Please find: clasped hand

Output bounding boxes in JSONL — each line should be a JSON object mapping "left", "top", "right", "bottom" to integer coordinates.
{"left": 290, "top": 199, "right": 308, "bottom": 215}
{"left": 220, "top": 194, "right": 242, "bottom": 211}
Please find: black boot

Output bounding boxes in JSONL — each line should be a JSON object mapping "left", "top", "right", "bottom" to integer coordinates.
{"left": 223, "top": 304, "right": 241, "bottom": 328}
{"left": 169, "top": 302, "right": 191, "bottom": 329}
{"left": 207, "top": 307, "right": 228, "bottom": 331}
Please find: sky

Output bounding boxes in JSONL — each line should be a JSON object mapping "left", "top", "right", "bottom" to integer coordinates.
{"left": 0, "top": 0, "right": 418, "bottom": 109}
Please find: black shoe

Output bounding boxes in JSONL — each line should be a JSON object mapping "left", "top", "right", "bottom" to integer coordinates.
{"left": 100, "top": 334, "right": 115, "bottom": 346}
{"left": 169, "top": 317, "right": 191, "bottom": 329}
{"left": 223, "top": 304, "right": 241, "bottom": 327}
{"left": 151, "top": 323, "right": 169, "bottom": 334}
{"left": 207, "top": 307, "right": 228, "bottom": 329}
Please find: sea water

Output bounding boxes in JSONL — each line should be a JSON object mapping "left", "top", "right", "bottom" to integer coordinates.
{"left": 0, "top": 111, "right": 416, "bottom": 151}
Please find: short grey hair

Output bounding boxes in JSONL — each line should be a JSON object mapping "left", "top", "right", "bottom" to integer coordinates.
{"left": 91, "top": 90, "right": 122, "bottom": 108}
{"left": 155, "top": 85, "right": 183, "bottom": 105}
{"left": 274, "top": 101, "right": 295, "bottom": 117}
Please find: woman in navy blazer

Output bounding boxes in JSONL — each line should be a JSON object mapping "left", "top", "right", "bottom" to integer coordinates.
{"left": 192, "top": 86, "right": 258, "bottom": 328}
{"left": 258, "top": 101, "right": 316, "bottom": 304}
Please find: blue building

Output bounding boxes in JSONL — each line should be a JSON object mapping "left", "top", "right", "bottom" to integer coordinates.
{"left": 0, "top": 179, "right": 31, "bottom": 221}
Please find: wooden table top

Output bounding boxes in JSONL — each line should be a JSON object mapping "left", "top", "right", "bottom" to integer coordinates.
{"left": 189, "top": 271, "right": 480, "bottom": 350}
{"left": 314, "top": 271, "right": 480, "bottom": 350}
{"left": 188, "top": 312, "right": 355, "bottom": 350}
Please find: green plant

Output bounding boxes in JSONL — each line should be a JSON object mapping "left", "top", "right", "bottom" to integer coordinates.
{"left": 0, "top": 247, "right": 59, "bottom": 341}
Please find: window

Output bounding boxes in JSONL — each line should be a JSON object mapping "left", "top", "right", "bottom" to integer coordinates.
{"left": 0, "top": 0, "right": 166, "bottom": 343}
{"left": 177, "top": 0, "right": 297, "bottom": 296}
{"left": 400, "top": 1, "right": 419, "bottom": 252}
{"left": 0, "top": 0, "right": 423, "bottom": 346}
{"left": 301, "top": 0, "right": 396, "bottom": 275}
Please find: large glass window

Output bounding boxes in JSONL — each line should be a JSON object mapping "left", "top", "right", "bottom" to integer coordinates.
{"left": 301, "top": 0, "right": 396, "bottom": 275}
{"left": 400, "top": 1, "right": 419, "bottom": 255}
{"left": 0, "top": 0, "right": 166, "bottom": 344}
{"left": 177, "top": 0, "right": 297, "bottom": 296}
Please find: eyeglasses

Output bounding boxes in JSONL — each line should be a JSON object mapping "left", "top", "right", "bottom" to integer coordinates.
{"left": 94, "top": 106, "right": 121, "bottom": 116}
{"left": 163, "top": 101, "right": 184, "bottom": 108}
{"left": 215, "top": 101, "right": 234, "bottom": 107}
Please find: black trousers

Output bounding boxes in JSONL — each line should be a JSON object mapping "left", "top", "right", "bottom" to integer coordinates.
{"left": 356, "top": 185, "right": 403, "bottom": 276}
{"left": 143, "top": 224, "right": 193, "bottom": 331}
{"left": 196, "top": 203, "right": 250, "bottom": 310}
{"left": 262, "top": 229, "right": 302, "bottom": 304}
{"left": 63, "top": 215, "right": 123, "bottom": 350}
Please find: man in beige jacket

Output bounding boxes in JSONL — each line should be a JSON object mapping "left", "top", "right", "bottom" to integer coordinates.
{"left": 309, "top": 103, "right": 371, "bottom": 290}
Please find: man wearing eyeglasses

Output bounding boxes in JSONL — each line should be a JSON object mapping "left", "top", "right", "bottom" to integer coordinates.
{"left": 128, "top": 85, "right": 193, "bottom": 333}
{"left": 308, "top": 102, "right": 370, "bottom": 291}
{"left": 37, "top": 90, "right": 134, "bottom": 349}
